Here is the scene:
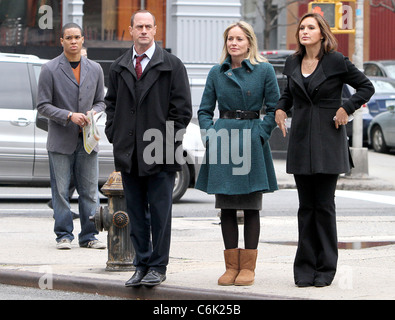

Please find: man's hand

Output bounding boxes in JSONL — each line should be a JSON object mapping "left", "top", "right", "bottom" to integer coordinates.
{"left": 71, "top": 112, "right": 89, "bottom": 127}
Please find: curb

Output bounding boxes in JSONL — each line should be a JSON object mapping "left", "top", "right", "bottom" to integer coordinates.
{"left": 0, "top": 269, "right": 299, "bottom": 300}
{"left": 277, "top": 179, "right": 395, "bottom": 191}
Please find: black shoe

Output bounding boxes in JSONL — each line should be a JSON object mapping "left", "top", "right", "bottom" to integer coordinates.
{"left": 314, "top": 279, "right": 331, "bottom": 287}
{"left": 140, "top": 270, "right": 166, "bottom": 287}
{"left": 295, "top": 280, "right": 313, "bottom": 287}
{"left": 125, "top": 270, "right": 147, "bottom": 287}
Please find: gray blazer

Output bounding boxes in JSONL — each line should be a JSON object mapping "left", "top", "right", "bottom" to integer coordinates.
{"left": 37, "top": 53, "right": 105, "bottom": 154}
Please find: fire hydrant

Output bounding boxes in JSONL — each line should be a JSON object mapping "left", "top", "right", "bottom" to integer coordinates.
{"left": 90, "top": 171, "right": 135, "bottom": 271}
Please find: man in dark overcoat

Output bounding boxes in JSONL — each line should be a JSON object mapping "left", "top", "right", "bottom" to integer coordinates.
{"left": 105, "top": 10, "right": 192, "bottom": 287}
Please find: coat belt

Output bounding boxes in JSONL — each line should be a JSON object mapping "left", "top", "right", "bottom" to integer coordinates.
{"left": 219, "top": 110, "right": 260, "bottom": 120}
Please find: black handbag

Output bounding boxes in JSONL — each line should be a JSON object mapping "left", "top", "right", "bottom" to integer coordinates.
{"left": 36, "top": 111, "right": 48, "bottom": 131}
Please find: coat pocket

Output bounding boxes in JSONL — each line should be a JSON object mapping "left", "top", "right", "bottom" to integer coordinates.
{"left": 319, "top": 99, "right": 342, "bottom": 124}
{"left": 318, "top": 98, "right": 341, "bottom": 109}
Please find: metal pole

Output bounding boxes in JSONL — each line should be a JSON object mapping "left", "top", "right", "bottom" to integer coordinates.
{"left": 348, "top": 0, "right": 369, "bottom": 178}
{"left": 352, "top": 0, "right": 364, "bottom": 149}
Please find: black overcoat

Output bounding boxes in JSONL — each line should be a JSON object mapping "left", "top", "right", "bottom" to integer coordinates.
{"left": 276, "top": 51, "right": 374, "bottom": 175}
{"left": 105, "top": 45, "right": 192, "bottom": 175}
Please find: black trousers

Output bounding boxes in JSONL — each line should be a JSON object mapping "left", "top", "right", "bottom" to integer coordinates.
{"left": 121, "top": 170, "right": 175, "bottom": 274}
{"left": 293, "top": 174, "right": 339, "bottom": 285}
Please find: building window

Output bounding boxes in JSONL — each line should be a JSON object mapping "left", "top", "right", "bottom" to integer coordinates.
{"left": 83, "top": 0, "right": 166, "bottom": 48}
{"left": 0, "top": 0, "right": 62, "bottom": 47}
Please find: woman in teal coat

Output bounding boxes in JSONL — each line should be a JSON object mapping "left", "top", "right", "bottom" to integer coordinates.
{"left": 195, "top": 21, "right": 280, "bottom": 286}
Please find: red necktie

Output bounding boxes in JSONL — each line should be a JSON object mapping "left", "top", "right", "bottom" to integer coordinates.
{"left": 135, "top": 54, "right": 146, "bottom": 80}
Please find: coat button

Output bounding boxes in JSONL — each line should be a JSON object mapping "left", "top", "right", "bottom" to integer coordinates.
{"left": 227, "top": 72, "right": 232, "bottom": 76}
{"left": 247, "top": 90, "right": 251, "bottom": 96}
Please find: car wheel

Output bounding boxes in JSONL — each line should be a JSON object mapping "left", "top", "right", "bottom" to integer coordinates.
{"left": 371, "top": 126, "right": 389, "bottom": 153}
{"left": 172, "top": 163, "right": 190, "bottom": 203}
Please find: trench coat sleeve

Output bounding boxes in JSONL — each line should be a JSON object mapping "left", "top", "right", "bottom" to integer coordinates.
{"left": 259, "top": 64, "right": 280, "bottom": 142}
{"left": 340, "top": 57, "right": 375, "bottom": 115}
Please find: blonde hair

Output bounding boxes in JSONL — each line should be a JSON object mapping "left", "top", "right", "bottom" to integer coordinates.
{"left": 220, "top": 21, "right": 267, "bottom": 65}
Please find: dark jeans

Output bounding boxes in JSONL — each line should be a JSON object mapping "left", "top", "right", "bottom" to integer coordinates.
{"left": 121, "top": 170, "right": 175, "bottom": 274}
{"left": 293, "top": 173, "right": 339, "bottom": 285}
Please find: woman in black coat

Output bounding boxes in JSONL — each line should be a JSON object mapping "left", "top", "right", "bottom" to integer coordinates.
{"left": 275, "top": 13, "right": 374, "bottom": 287}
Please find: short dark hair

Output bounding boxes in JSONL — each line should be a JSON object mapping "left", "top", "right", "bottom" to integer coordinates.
{"left": 61, "top": 23, "right": 84, "bottom": 38}
{"left": 130, "top": 10, "right": 156, "bottom": 27}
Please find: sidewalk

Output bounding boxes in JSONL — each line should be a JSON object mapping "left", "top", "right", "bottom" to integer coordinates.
{"left": 0, "top": 150, "right": 395, "bottom": 300}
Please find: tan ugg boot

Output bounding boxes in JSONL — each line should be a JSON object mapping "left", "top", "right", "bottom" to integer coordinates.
{"left": 234, "top": 249, "right": 257, "bottom": 286}
{"left": 218, "top": 248, "right": 240, "bottom": 286}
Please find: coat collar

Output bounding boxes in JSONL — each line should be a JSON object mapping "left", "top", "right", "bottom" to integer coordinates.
{"left": 220, "top": 56, "right": 255, "bottom": 73}
{"left": 283, "top": 51, "right": 347, "bottom": 77}
{"left": 118, "top": 42, "right": 170, "bottom": 78}
{"left": 283, "top": 51, "right": 348, "bottom": 98}
{"left": 117, "top": 44, "right": 172, "bottom": 105}
{"left": 59, "top": 52, "right": 88, "bottom": 86}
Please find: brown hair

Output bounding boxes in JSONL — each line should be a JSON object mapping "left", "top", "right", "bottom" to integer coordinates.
{"left": 294, "top": 12, "right": 338, "bottom": 59}
{"left": 130, "top": 10, "right": 156, "bottom": 27}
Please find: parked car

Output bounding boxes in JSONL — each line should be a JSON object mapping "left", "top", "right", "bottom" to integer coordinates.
{"left": 367, "top": 77, "right": 395, "bottom": 116}
{"left": 364, "top": 60, "right": 395, "bottom": 79}
{"left": 344, "top": 85, "right": 371, "bottom": 145}
{"left": 0, "top": 52, "right": 203, "bottom": 202}
{"left": 345, "top": 77, "right": 395, "bottom": 145}
{"left": 367, "top": 103, "right": 395, "bottom": 153}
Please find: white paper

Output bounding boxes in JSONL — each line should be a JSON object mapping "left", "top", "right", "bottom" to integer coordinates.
{"left": 83, "top": 111, "right": 103, "bottom": 154}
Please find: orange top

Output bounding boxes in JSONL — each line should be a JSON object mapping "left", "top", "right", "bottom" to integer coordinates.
{"left": 72, "top": 63, "right": 81, "bottom": 84}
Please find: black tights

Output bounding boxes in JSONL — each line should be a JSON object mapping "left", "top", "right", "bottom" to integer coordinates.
{"left": 220, "top": 209, "right": 260, "bottom": 249}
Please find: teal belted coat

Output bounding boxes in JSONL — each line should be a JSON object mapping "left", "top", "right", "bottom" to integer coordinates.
{"left": 195, "top": 57, "right": 280, "bottom": 195}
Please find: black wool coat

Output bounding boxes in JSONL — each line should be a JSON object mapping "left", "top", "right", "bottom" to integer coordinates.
{"left": 276, "top": 51, "right": 375, "bottom": 175}
{"left": 105, "top": 45, "right": 192, "bottom": 175}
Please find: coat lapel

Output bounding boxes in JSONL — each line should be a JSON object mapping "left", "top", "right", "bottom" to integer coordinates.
{"left": 306, "top": 62, "right": 325, "bottom": 97}
{"left": 79, "top": 56, "right": 88, "bottom": 85}
{"left": 59, "top": 53, "right": 79, "bottom": 86}
{"left": 220, "top": 57, "right": 254, "bottom": 108}
{"left": 307, "top": 53, "right": 347, "bottom": 96}
{"left": 138, "top": 46, "right": 173, "bottom": 106}
{"left": 284, "top": 52, "right": 348, "bottom": 101}
{"left": 285, "top": 56, "right": 311, "bottom": 101}
{"left": 117, "top": 45, "right": 172, "bottom": 106}
{"left": 118, "top": 49, "right": 137, "bottom": 101}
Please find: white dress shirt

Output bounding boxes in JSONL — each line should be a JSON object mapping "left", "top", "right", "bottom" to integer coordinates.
{"left": 133, "top": 42, "right": 156, "bottom": 73}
